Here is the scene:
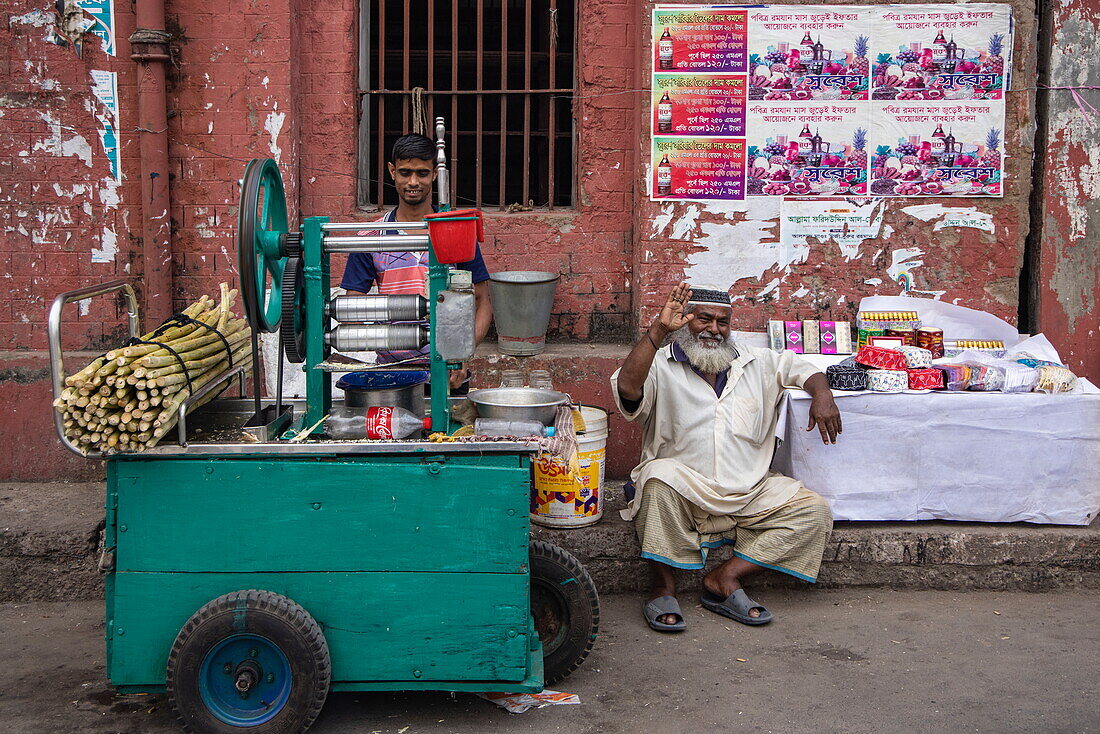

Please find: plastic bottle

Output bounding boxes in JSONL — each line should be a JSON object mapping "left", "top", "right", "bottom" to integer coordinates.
{"left": 326, "top": 406, "right": 431, "bottom": 440}
{"left": 474, "top": 418, "right": 556, "bottom": 438}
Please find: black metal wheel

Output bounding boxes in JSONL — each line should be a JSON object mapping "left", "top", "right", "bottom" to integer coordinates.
{"left": 280, "top": 257, "right": 306, "bottom": 364}
{"left": 166, "top": 590, "right": 330, "bottom": 733}
{"left": 529, "top": 540, "right": 600, "bottom": 685}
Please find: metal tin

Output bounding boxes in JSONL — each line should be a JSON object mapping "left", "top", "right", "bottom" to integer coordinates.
{"left": 885, "top": 328, "right": 916, "bottom": 346}
{"left": 915, "top": 326, "right": 945, "bottom": 358}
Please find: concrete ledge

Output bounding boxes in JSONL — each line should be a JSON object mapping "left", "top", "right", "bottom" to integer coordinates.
{"left": 2, "top": 481, "right": 1098, "bottom": 603}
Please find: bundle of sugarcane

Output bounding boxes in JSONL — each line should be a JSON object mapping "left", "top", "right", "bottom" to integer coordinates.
{"left": 53, "top": 284, "right": 253, "bottom": 453}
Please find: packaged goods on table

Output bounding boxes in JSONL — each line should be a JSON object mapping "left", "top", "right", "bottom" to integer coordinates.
{"left": 907, "top": 368, "right": 945, "bottom": 390}
{"left": 826, "top": 363, "right": 868, "bottom": 391}
{"left": 856, "top": 311, "right": 920, "bottom": 348}
{"left": 962, "top": 362, "right": 1005, "bottom": 391}
{"left": 1034, "top": 365, "right": 1078, "bottom": 394}
{"left": 896, "top": 345, "right": 933, "bottom": 368}
{"left": 938, "top": 363, "right": 972, "bottom": 391}
{"left": 802, "top": 319, "right": 821, "bottom": 354}
{"left": 856, "top": 345, "right": 908, "bottom": 371}
{"left": 866, "top": 369, "right": 908, "bottom": 393}
{"left": 915, "top": 326, "right": 945, "bottom": 358}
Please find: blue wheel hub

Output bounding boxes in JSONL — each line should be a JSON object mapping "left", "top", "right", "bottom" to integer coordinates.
{"left": 199, "top": 633, "right": 292, "bottom": 726}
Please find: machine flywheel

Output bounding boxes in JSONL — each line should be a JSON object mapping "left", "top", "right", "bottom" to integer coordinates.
{"left": 280, "top": 257, "right": 307, "bottom": 364}
{"left": 237, "top": 159, "right": 289, "bottom": 334}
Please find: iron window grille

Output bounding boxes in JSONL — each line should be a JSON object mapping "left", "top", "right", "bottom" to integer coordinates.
{"left": 358, "top": 0, "right": 576, "bottom": 211}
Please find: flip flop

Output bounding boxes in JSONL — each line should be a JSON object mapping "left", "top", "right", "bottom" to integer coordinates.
{"left": 700, "top": 588, "right": 773, "bottom": 626}
{"left": 643, "top": 595, "right": 687, "bottom": 632}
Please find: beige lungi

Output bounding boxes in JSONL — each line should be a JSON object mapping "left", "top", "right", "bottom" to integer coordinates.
{"left": 634, "top": 478, "right": 833, "bottom": 582}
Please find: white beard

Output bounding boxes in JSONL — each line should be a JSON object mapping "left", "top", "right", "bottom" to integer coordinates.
{"left": 671, "top": 326, "right": 738, "bottom": 374}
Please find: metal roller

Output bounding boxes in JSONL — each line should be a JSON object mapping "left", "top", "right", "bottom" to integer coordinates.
{"left": 324, "top": 324, "right": 428, "bottom": 352}
{"left": 323, "top": 234, "right": 430, "bottom": 253}
{"left": 327, "top": 294, "right": 428, "bottom": 323}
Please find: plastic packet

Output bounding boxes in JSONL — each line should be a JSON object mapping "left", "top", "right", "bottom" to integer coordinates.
{"left": 964, "top": 361, "right": 1005, "bottom": 391}
{"left": 1034, "top": 365, "right": 1078, "bottom": 394}
{"left": 987, "top": 359, "right": 1039, "bottom": 393}
{"left": 938, "top": 363, "right": 971, "bottom": 391}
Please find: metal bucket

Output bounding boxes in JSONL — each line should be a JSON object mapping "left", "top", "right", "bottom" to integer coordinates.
{"left": 488, "top": 271, "right": 559, "bottom": 356}
{"left": 335, "top": 371, "right": 428, "bottom": 417}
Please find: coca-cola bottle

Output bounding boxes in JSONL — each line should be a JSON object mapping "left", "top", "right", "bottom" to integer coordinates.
{"left": 656, "top": 155, "right": 673, "bottom": 196}
{"left": 325, "top": 405, "right": 431, "bottom": 440}
{"left": 657, "top": 92, "right": 673, "bottom": 133}
{"left": 658, "top": 27, "right": 675, "bottom": 70}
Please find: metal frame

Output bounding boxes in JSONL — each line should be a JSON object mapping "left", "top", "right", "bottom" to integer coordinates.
{"left": 48, "top": 280, "right": 141, "bottom": 458}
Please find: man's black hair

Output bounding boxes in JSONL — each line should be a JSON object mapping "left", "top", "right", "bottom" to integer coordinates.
{"left": 391, "top": 134, "right": 435, "bottom": 163}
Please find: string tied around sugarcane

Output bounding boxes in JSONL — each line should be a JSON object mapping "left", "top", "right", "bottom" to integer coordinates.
{"left": 122, "top": 335, "right": 194, "bottom": 396}
{"left": 154, "top": 312, "right": 235, "bottom": 370}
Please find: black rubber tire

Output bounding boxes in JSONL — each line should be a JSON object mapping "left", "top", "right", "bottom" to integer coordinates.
{"left": 166, "top": 589, "right": 331, "bottom": 734}
{"left": 529, "top": 541, "right": 600, "bottom": 685}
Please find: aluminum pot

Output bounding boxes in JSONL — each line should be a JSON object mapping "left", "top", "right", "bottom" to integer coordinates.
{"left": 466, "top": 387, "right": 568, "bottom": 426}
{"left": 336, "top": 371, "right": 429, "bottom": 417}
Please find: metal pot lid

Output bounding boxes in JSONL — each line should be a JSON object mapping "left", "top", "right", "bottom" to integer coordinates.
{"left": 336, "top": 370, "right": 430, "bottom": 391}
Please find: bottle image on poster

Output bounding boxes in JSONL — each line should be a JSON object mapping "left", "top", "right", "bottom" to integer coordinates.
{"left": 652, "top": 137, "right": 746, "bottom": 201}
{"left": 871, "top": 4, "right": 1012, "bottom": 101}
{"left": 657, "top": 92, "right": 674, "bottom": 132}
{"left": 652, "top": 8, "right": 749, "bottom": 73}
{"left": 652, "top": 74, "right": 747, "bottom": 137}
{"left": 659, "top": 27, "right": 675, "bottom": 69}
{"left": 870, "top": 100, "right": 1003, "bottom": 196}
{"left": 746, "top": 7, "right": 870, "bottom": 101}
{"left": 746, "top": 102, "right": 869, "bottom": 197}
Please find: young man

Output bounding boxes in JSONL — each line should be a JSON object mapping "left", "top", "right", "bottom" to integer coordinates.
{"left": 612, "top": 282, "right": 842, "bottom": 632}
{"left": 341, "top": 134, "right": 493, "bottom": 391}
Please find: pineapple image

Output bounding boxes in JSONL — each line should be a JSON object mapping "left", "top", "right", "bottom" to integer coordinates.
{"left": 982, "top": 34, "right": 1005, "bottom": 74}
{"left": 850, "top": 36, "right": 870, "bottom": 76}
{"left": 850, "top": 128, "right": 869, "bottom": 168}
{"left": 979, "top": 128, "right": 1001, "bottom": 168}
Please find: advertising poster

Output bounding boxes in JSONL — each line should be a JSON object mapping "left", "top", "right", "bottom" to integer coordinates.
{"left": 746, "top": 102, "right": 869, "bottom": 196}
{"left": 652, "top": 74, "right": 747, "bottom": 136}
{"left": 651, "top": 3, "right": 1010, "bottom": 201}
{"left": 871, "top": 4, "right": 1011, "bottom": 101}
{"left": 870, "top": 100, "right": 1003, "bottom": 196}
{"left": 74, "top": 0, "right": 116, "bottom": 56}
{"left": 652, "top": 137, "right": 746, "bottom": 201}
{"left": 746, "top": 7, "right": 871, "bottom": 102}
{"left": 780, "top": 198, "right": 885, "bottom": 252}
{"left": 90, "top": 69, "right": 121, "bottom": 181}
{"left": 653, "top": 7, "right": 749, "bottom": 73}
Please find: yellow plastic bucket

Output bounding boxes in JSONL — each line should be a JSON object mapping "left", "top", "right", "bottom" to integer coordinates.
{"left": 532, "top": 406, "right": 608, "bottom": 528}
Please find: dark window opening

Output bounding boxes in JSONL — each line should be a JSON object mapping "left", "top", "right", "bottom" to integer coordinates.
{"left": 359, "top": 0, "right": 576, "bottom": 210}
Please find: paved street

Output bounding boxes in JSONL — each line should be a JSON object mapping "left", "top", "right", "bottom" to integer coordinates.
{"left": 1, "top": 590, "right": 1096, "bottom": 733}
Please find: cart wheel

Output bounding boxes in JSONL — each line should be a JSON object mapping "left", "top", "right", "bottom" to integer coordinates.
{"left": 166, "top": 590, "right": 330, "bottom": 733}
{"left": 529, "top": 540, "right": 600, "bottom": 685}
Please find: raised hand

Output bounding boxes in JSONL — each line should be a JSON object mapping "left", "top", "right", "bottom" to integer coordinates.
{"left": 655, "top": 282, "right": 695, "bottom": 336}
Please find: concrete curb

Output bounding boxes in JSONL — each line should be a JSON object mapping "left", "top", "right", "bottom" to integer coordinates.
{"left": 2, "top": 481, "right": 1097, "bottom": 603}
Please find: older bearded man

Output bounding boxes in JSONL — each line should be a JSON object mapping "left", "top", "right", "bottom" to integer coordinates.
{"left": 612, "top": 282, "right": 842, "bottom": 632}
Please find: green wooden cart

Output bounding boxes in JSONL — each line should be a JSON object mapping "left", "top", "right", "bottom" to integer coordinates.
{"left": 48, "top": 122, "right": 599, "bottom": 732}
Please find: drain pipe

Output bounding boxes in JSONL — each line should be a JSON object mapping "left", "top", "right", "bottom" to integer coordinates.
{"left": 129, "top": 5, "right": 174, "bottom": 325}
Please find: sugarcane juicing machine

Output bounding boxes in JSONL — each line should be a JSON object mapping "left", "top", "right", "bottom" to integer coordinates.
{"left": 47, "top": 119, "right": 598, "bottom": 733}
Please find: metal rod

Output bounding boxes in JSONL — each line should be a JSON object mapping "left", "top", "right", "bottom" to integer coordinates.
{"left": 377, "top": 0, "right": 387, "bottom": 207}
{"left": 322, "top": 220, "right": 428, "bottom": 231}
{"left": 402, "top": 0, "right": 410, "bottom": 132}
{"left": 548, "top": 0, "right": 558, "bottom": 210}
{"left": 435, "top": 117, "right": 450, "bottom": 209}
{"left": 499, "top": 0, "right": 508, "bottom": 210}
{"left": 476, "top": 0, "right": 484, "bottom": 208}
{"left": 324, "top": 235, "right": 431, "bottom": 253}
{"left": 356, "top": 0, "right": 372, "bottom": 206}
{"left": 450, "top": 0, "right": 458, "bottom": 206}
{"left": 523, "top": 0, "right": 532, "bottom": 205}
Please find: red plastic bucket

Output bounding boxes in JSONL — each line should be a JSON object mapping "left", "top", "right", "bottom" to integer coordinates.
{"left": 425, "top": 208, "right": 482, "bottom": 264}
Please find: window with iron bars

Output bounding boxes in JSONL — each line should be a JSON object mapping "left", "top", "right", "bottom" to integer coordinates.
{"left": 358, "top": 0, "right": 575, "bottom": 211}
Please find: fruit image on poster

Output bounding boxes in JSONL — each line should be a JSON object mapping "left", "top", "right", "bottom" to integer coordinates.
{"left": 653, "top": 7, "right": 749, "bottom": 73}
{"left": 870, "top": 100, "right": 1003, "bottom": 196}
{"left": 652, "top": 137, "right": 746, "bottom": 201}
{"left": 653, "top": 74, "right": 747, "bottom": 136}
{"left": 871, "top": 4, "right": 1011, "bottom": 101}
{"left": 746, "top": 103, "right": 869, "bottom": 196}
{"left": 746, "top": 7, "right": 870, "bottom": 101}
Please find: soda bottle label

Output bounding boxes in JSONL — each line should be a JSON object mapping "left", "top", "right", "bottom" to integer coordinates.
{"left": 364, "top": 406, "right": 395, "bottom": 440}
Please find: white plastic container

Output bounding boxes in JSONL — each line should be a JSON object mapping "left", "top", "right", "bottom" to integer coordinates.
{"left": 532, "top": 406, "right": 608, "bottom": 528}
